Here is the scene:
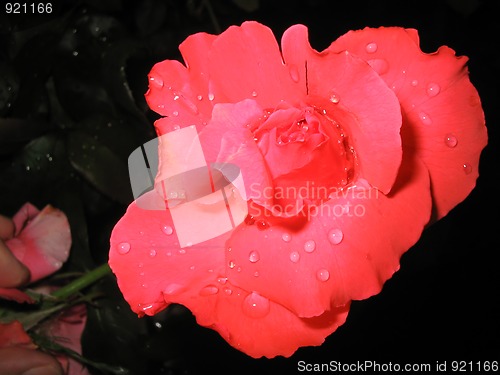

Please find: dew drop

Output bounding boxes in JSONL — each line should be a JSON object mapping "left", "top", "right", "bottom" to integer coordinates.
{"left": 197, "top": 94, "right": 203, "bottom": 101}
{"left": 316, "top": 269, "right": 330, "bottom": 282}
{"left": 304, "top": 240, "right": 316, "bottom": 253}
{"left": 289, "top": 65, "right": 300, "bottom": 82}
{"left": 242, "top": 292, "right": 270, "bottom": 318}
{"left": 217, "top": 277, "right": 228, "bottom": 285}
{"left": 411, "top": 79, "right": 419, "bottom": 87}
{"left": 117, "top": 242, "right": 130, "bottom": 255}
{"left": 445, "top": 134, "right": 458, "bottom": 148}
{"left": 463, "top": 163, "right": 472, "bottom": 175}
{"left": 224, "top": 288, "right": 233, "bottom": 295}
{"left": 289, "top": 251, "right": 300, "bottom": 263}
{"left": 329, "top": 92, "right": 340, "bottom": 104}
{"left": 172, "top": 111, "right": 179, "bottom": 117}
{"left": 418, "top": 112, "right": 432, "bottom": 125}
{"left": 254, "top": 271, "right": 259, "bottom": 277}
{"left": 426, "top": 82, "right": 440, "bottom": 97}
{"left": 228, "top": 260, "right": 236, "bottom": 269}
{"left": 282, "top": 232, "right": 292, "bottom": 242}
{"left": 199, "top": 285, "right": 219, "bottom": 296}
{"left": 256, "top": 220, "right": 270, "bottom": 230}
{"left": 365, "top": 42, "right": 378, "bottom": 53}
{"left": 149, "top": 249, "right": 157, "bottom": 257}
{"left": 149, "top": 76, "right": 164, "bottom": 89}
{"left": 328, "top": 228, "right": 343, "bottom": 245}
{"left": 251, "top": 91, "right": 258, "bottom": 97}
{"left": 249, "top": 250, "right": 260, "bottom": 263}
{"left": 367, "top": 59, "right": 389, "bottom": 75}
{"left": 161, "top": 225, "right": 173, "bottom": 235}
{"left": 208, "top": 92, "right": 215, "bottom": 101}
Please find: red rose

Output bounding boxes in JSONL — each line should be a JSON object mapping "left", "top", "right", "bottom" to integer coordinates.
{"left": 109, "top": 22, "right": 487, "bottom": 358}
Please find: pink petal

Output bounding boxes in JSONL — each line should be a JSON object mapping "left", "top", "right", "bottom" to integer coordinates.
{"left": 281, "top": 25, "right": 403, "bottom": 194}
{"left": 6, "top": 205, "right": 71, "bottom": 283}
{"left": 225, "top": 155, "right": 432, "bottom": 317}
{"left": 207, "top": 21, "right": 304, "bottom": 109}
{"left": 0, "top": 320, "right": 35, "bottom": 349}
{"left": 0, "top": 288, "right": 35, "bottom": 303}
{"left": 146, "top": 33, "right": 217, "bottom": 134}
{"left": 167, "top": 282, "right": 350, "bottom": 358}
{"left": 196, "top": 100, "right": 273, "bottom": 205}
{"left": 329, "top": 27, "right": 487, "bottom": 218}
{"left": 109, "top": 193, "right": 230, "bottom": 317}
{"left": 11, "top": 202, "right": 39, "bottom": 236}
{"left": 41, "top": 305, "right": 89, "bottom": 375}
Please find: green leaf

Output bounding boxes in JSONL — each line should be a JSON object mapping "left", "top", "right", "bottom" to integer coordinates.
{"left": 67, "top": 130, "right": 133, "bottom": 205}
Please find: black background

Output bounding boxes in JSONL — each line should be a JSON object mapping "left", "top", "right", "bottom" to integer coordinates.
{"left": 1, "top": 0, "right": 498, "bottom": 374}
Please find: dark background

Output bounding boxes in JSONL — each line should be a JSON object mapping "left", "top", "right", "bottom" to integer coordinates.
{"left": 1, "top": 0, "right": 498, "bottom": 374}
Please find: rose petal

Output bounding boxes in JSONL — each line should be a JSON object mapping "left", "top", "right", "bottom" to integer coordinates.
{"left": 0, "top": 320, "right": 35, "bottom": 349}
{"left": 6, "top": 205, "right": 71, "bottom": 283}
{"left": 329, "top": 27, "right": 487, "bottom": 218}
{"left": 166, "top": 282, "right": 350, "bottom": 358}
{"left": 146, "top": 33, "right": 218, "bottom": 135}
{"left": 109, "top": 194, "right": 230, "bottom": 317}
{"left": 11, "top": 202, "right": 39, "bottom": 236}
{"left": 281, "top": 25, "right": 403, "bottom": 194}
{"left": 225, "top": 155, "right": 431, "bottom": 317}
{"left": 0, "top": 288, "right": 34, "bottom": 303}
{"left": 41, "top": 305, "right": 89, "bottom": 375}
{"left": 208, "top": 21, "right": 304, "bottom": 109}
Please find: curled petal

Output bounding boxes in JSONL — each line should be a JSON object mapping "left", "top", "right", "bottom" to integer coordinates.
{"left": 225, "top": 155, "right": 431, "bottom": 316}
{"left": 329, "top": 27, "right": 487, "bottom": 218}
{"left": 281, "top": 25, "right": 403, "bottom": 194}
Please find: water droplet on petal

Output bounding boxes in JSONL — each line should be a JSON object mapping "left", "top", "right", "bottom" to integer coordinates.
{"left": 242, "top": 292, "right": 270, "bottom": 318}
{"left": 463, "top": 163, "right": 472, "bottom": 175}
{"left": 316, "top": 269, "right": 330, "bottom": 282}
{"left": 256, "top": 220, "right": 270, "bottom": 230}
{"left": 418, "top": 112, "right": 432, "bottom": 125}
{"left": 217, "top": 277, "right": 227, "bottom": 285}
{"left": 367, "top": 59, "right": 389, "bottom": 75}
{"left": 199, "top": 285, "right": 219, "bottom": 296}
{"left": 228, "top": 260, "right": 236, "bottom": 269}
{"left": 197, "top": 94, "right": 203, "bottom": 101}
{"left": 304, "top": 240, "right": 316, "bottom": 253}
{"left": 411, "top": 79, "right": 419, "bottom": 87}
{"left": 282, "top": 232, "right": 292, "bottom": 242}
{"left": 117, "top": 242, "right": 130, "bottom": 254}
{"left": 161, "top": 225, "right": 173, "bottom": 235}
{"left": 249, "top": 250, "right": 260, "bottom": 263}
{"left": 426, "top": 82, "right": 440, "bottom": 97}
{"left": 289, "top": 251, "right": 300, "bottom": 263}
{"left": 445, "top": 134, "right": 458, "bottom": 148}
{"left": 208, "top": 93, "right": 215, "bottom": 101}
{"left": 251, "top": 91, "right": 258, "bottom": 97}
{"left": 328, "top": 228, "right": 343, "bottom": 245}
{"left": 224, "top": 288, "right": 233, "bottom": 295}
{"left": 365, "top": 42, "right": 378, "bottom": 53}
{"left": 329, "top": 92, "right": 340, "bottom": 104}
{"left": 172, "top": 111, "right": 178, "bottom": 117}
{"left": 289, "top": 65, "right": 300, "bottom": 82}
{"left": 149, "top": 249, "right": 157, "bottom": 257}
{"left": 149, "top": 76, "right": 164, "bottom": 89}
